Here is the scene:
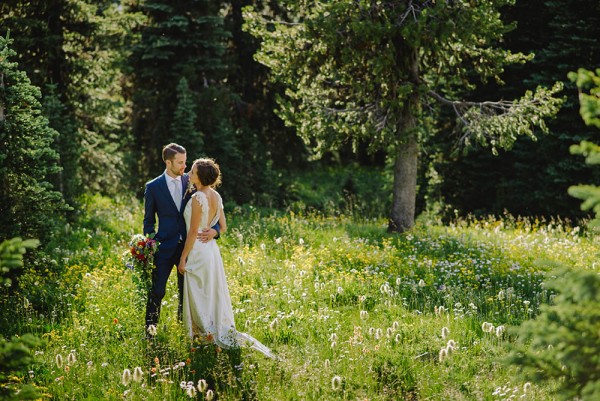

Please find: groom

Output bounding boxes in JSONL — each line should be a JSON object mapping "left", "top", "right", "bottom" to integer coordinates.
{"left": 143, "top": 143, "right": 219, "bottom": 335}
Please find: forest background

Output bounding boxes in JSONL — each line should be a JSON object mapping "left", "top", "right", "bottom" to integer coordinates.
{"left": 1, "top": 0, "right": 599, "bottom": 244}
{"left": 1, "top": 1, "right": 600, "bottom": 400}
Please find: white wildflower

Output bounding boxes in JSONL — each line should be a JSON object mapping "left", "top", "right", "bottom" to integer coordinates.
{"left": 441, "top": 327, "right": 450, "bottom": 339}
{"left": 133, "top": 367, "right": 143, "bottom": 382}
{"left": 331, "top": 375, "right": 342, "bottom": 391}
{"left": 439, "top": 347, "right": 448, "bottom": 362}
{"left": 122, "top": 369, "right": 132, "bottom": 386}
{"left": 496, "top": 325, "right": 505, "bottom": 338}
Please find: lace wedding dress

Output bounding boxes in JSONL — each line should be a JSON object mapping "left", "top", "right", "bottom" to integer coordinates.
{"left": 182, "top": 190, "right": 276, "bottom": 359}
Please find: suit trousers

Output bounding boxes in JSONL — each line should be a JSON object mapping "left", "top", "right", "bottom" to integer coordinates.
{"left": 145, "top": 241, "right": 185, "bottom": 330}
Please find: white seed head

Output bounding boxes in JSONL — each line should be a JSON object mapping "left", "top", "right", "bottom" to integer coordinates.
{"left": 122, "top": 369, "right": 132, "bottom": 386}
{"left": 55, "top": 354, "right": 63, "bottom": 368}
{"left": 133, "top": 367, "right": 143, "bottom": 382}
{"left": 439, "top": 347, "right": 448, "bottom": 362}
{"left": 147, "top": 324, "right": 157, "bottom": 336}
{"left": 206, "top": 389, "right": 214, "bottom": 401}
{"left": 197, "top": 379, "right": 208, "bottom": 393}
{"left": 495, "top": 325, "right": 505, "bottom": 338}
{"left": 67, "top": 351, "right": 76, "bottom": 366}
{"left": 441, "top": 327, "right": 450, "bottom": 339}
{"left": 360, "top": 310, "right": 369, "bottom": 320}
{"left": 482, "top": 322, "right": 494, "bottom": 333}
{"left": 375, "top": 328, "right": 383, "bottom": 340}
{"left": 186, "top": 385, "right": 197, "bottom": 398}
{"left": 331, "top": 375, "right": 342, "bottom": 391}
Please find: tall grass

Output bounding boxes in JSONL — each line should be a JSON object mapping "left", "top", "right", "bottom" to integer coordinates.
{"left": 6, "top": 195, "right": 598, "bottom": 400}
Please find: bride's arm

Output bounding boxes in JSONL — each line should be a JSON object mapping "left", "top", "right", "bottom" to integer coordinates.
{"left": 178, "top": 197, "right": 202, "bottom": 274}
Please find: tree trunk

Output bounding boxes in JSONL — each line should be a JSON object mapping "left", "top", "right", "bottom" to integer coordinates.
{"left": 388, "top": 40, "right": 419, "bottom": 233}
{"left": 388, "top": 118, "right": 418, "bottom": 233}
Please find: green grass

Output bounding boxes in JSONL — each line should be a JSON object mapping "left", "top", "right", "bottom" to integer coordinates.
{"left": 4, "top": 195, "right": 599, "bottom": 400}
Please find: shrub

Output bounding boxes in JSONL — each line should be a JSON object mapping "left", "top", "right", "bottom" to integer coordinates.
{"left": 508, "top": 268, "right": 600, "bottom": 400}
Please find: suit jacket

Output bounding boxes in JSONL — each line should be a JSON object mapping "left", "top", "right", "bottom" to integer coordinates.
{"left": 143, "top": 172, "right": 191, "bottom": 261}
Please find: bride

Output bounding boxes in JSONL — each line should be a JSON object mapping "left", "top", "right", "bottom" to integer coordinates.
{"left": 177, "top": 158, "right": 276, "bottom": 359}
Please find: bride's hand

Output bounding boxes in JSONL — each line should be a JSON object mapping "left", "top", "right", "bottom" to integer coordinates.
{"left": 177, "top": 260, "right": 186, "bottom": 274}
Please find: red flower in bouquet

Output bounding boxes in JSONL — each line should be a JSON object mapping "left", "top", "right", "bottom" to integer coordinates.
{"left": 125, "top": 234, "right": 160, "bottom": 298}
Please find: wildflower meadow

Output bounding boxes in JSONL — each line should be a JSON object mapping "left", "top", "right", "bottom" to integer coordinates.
{"left": 2, "top": 195, "right": 599, "bottom": 400}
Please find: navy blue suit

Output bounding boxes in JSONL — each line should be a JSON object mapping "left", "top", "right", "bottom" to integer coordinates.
{"left": 143, "top": 172, "right": 191, "bottom": 328}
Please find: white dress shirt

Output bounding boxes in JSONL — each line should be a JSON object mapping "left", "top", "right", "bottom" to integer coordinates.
{"left": 166, "top": 172, "right": 183, "bottom": 211}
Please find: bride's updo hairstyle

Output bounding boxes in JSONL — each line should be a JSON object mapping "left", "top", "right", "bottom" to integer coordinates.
{"left": 193, "top": 158, "right": 222, "bottom": 188}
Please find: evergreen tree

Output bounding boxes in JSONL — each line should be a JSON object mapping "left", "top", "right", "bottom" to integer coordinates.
{"left": 0, "top": 35, "right": 67, "bottom": 242}
{"left": 567, "top": 68, "right": 600, "bottom": 228}
{"left": 508, "top": 267, "right": 600, "bottom": 400}
{"left": 245, "top": 0, "right": 562, "bottom": 232}
{"left": 129, "top": 0, "right": 230, "bottom": 182}
{"left": 171, "top": 77, "right": 203, "bottom": 158}
{"left": 437, "top": 0, "right": 600, "bottom": 218}
{"left": 0, "top": 0, "right": 141, "bottom": 199}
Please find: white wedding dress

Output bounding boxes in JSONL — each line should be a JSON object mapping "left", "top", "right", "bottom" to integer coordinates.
{"left": 182, "top": 191, "right": 276, "bottom": 359}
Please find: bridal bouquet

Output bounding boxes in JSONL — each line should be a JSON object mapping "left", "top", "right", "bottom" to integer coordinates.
{"left": 125, "top": 234, "right": 159, "bottom": 297}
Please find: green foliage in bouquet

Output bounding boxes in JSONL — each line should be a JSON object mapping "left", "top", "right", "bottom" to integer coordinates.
{"left": 124, "top": 234, "right": 159, "bottom": 304}
{"left": 507, "top": 268, "right": 600, "bottom": 400}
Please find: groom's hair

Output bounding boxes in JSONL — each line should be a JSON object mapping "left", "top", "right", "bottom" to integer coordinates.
{"left": 162, "top": 143, "right": 186, "bottom": 162}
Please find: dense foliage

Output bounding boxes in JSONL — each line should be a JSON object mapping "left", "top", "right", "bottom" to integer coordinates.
{"left": 244, "top": 0, "right": 562, "bottom": 232}
{"left": 0, "top": 0, "right": 597, "bottom": 220}
{"left": 508, "top": 268, "right": 600, "bottom": 400}
{"left": 437, "top": 0, "right": 600, "bottom": 218}
{"left": 0, "top": 35, "right": 67, "bottom": 243}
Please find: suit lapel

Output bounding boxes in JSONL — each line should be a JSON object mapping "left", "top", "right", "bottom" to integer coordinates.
{"left": 160, "top": 172, "right": 180, "bottom": 212}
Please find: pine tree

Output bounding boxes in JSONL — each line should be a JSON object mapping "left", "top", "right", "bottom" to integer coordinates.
{"left": 437, "top": 0, "right": 600, "bottom": 218}
{"left": 171, "top": 77, "right": 203, "bottom": 157}
{"left": 0, "top": 0, "right": 141, "bottom": 198}
{"left": 0, "top": 34, "right": 67, "bottom": 242}
{"left": 508, "top": 267, "right": 600, "bottom": 400}
{"left": 245, "top": 1, "right": 562, "bottom": 232}
{"left": 130, "top": 0, "right": 230, "bottom": 181}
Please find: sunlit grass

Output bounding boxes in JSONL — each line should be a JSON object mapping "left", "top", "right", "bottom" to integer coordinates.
{"left": 8, "top": 197, "right": 598, "bottom": 400}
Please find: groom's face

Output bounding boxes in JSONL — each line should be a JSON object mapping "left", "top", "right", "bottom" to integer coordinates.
{"left": 167, "top": 152, "right": 187, "bottom": 177}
